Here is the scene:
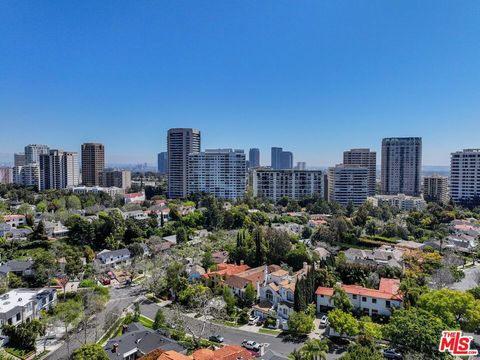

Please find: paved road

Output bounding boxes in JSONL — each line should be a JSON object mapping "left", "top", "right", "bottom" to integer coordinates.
{"left": 140, "top": 300, "right": 345, "bottom": 359}
{"left": 46, "top": 286, "right": 140, "bottom": 360}
{"left": 450, "top": 264, "right": 480, "bottom": 291}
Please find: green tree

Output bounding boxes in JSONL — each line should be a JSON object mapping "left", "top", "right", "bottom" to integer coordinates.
{"left": 288, "top": 311, "right": 314, "bottom": 337}
{"left": 332, "top": 286, "right": 353, "bottom": 313}
{"left": 2, "top": 319, "right": 45, "bottom": 351}
{"left": 244, "top": 282, "right": 256, "bottom": 307}
{"left": 327, "top": 309, "right": 359, "bottom": 336}
{"left": 153, "top": 309, "right": 166, "bottom": 330}
{"left": 383, "top": 308, "right": 447, "bottom": 358}
{"left": 66, "top": 195, "right": 82, "bottom": 210}
{"left": 55, "top": 300, "right": 83, "bottom": 356}
{"left": 176, "top": 226, "right": 188, "bottom": 244}
{"left": 31, "top": 250, "right": 58, "bottom": 287}
{"left": 71, "top": 344, "right": 109, "bottom": 360}
{"left": 417, "top": 288, "right": 480, "bottom": 331}
{"left": 340, "top": 343, "right": 383, "bottom": 360}
{"left": 299, "top": 338, "right": 328, "bottom": 360}
{"left": 253, "top": 227, "right": 267, "bottom": 266}
{"left": 201, "top": 248, "right": 215, "bottom": 271}
{"left": 223, "top": 285, "right": 237, "bottom": 317}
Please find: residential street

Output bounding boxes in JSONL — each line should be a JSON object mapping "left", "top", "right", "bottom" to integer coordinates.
{"left": 45, "top": 286, "right": 140, "bottom": 360}
{"left": 140, "top": 300, "right": 346, "bottom": 359}
{"left": 450, "top": 264, "right": 480, "bottom": 292}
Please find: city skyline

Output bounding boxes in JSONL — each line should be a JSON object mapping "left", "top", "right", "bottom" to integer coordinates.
{"left": 1, "top": 2, "right": 480, "bottom": 166}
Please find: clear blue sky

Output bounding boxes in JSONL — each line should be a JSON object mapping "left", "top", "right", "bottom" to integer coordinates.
{"left": 1, "top": 1, "right": 479, "bottom": 166}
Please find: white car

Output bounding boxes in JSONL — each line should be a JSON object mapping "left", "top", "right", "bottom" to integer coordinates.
{"left": 242, "top": 340, "right": 261, "bottom": 351}
{"left": 248, "top": 316, "right": 259, "bottom": 325}
{"left": 319, "top": 315, "right": 329, "bottom": 327}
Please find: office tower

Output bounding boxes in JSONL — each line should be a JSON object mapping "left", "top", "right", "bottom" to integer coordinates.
{"left": 0, "top": 167, "right": 13, "bottom": 184}
{"left": 271, "top": 147, "right": 283, "bottom": 170}
{"left": 295, "top": 162, "right": 307, "bottom": 170}
{"left": 253, "top": 169, "right": 323, "bottom": 202}
{"left": 249, "top": 148, "right": 260, "bottom": 168}
{"left": 157, "top": 152, "right": 168, "bottom": 174}
{"left": 39, "top": 150, "right": 79, "bottom": 190}
{"left": 381, "top": 137, "right": 422, "bottom": 196}
{"left": 423, "top": 175, "right": 449, "bottom": 204}
{"left": 328, "top": 164, "right": 369, "bottom": 206}
{"left": 13, "top": 164, "right": 40, "bottom": 188}
{"left": 167, "top": 128, "right": 201, "bottom": 198}
{"left": 343, "top": 148, "right": 377, "bottom": 196}
{"left": 14, "top": 153, "right": 25, "bottom": 167}
{"left": 450, "top": 149, "right": 480, "bottom": 203}
{"left": 100, "top": 169, "right": 132, "bottom": 189}
{"left": 24, "top": 144, "right": 49, "bottom": 164}
{"left": 271, "top": 147, "right": 294, "bottom": 170}
{"left": 188, "top": 149, "right": 246, "bottom": 200}
{"left": 81, "top": 143, "right": 105, "bottom": 186}
{"left": 281, "top": 151, "right": 293, "bottom": 169}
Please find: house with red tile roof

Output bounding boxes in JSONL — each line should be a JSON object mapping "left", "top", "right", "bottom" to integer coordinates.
{"left": 224, "top": 265, "right": 282, "bottom": 299}
{"left": 142, "top": 345, "right": 254, "bottom": 360}
{"left": 316, "top": 278, "right": 403, "bottom": 317}
{"left": 201, "top": 263, "right": 251, "bottom": 287}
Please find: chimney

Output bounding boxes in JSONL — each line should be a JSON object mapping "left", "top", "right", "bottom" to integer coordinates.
{"left": 112, "top": 343, "right": 119, "bottom": 353}
{"left": 240, "top": 260, "right": 244, "bottom": 265}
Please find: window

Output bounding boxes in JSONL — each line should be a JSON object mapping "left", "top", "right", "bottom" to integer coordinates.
{"left": 352, "top": 295, "right": 357, "bottom": 299}
{"left": 386, "top": 300, "right": 391, "bottom": 308}
{"left": 362, "top": 297, "right": 367, "bottom": 302}
{"left": 372, "top": 298, "right": 377, "bottom": 304}
{"left": 266, "top": 290, "right": 273, "bottom": 302}
{"left": 16, "top": 313, "right": 21, "bottom": 322}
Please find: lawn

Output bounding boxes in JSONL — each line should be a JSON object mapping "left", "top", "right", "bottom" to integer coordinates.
{"left": 5, "top": 347, "right": 35, "bottom": 359}
{"left": 139, "top": 315, "right": 154, "bottom": 329}
{"left": 259, "top": 328, "right": 282, "bottom": 335}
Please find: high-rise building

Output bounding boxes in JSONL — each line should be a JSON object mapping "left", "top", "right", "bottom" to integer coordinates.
{"left": 24, "top": 144, "right": 49, "bottom": 164}
{"left": 167, "top": 128, "right": 201, "bottom": 198}
{"left": 157, "top": 152, "right": 168, "bottom": 174}
{"left": 249, "top": 148, "right": 260, "bottom": 168}
{"left": 100, "top": 169, "right": 131, "bottom": 189}
{"left": 14, "top": 153, "right": 25, "bottom": 167}
{"left": 13, "top": 164, "right": 40, "bottom": 188}
{"left": 187, "top": 149, "right": 246, "bottom": 200}
{"left": 295, "top": 162, "right": 307, "bottom": 170}
{"left": 343, "top": 148, "right": 377, "bottom": 196}
{"left": 39, "top": 150, "right": 79, "bottom": 190}
{"left": 381, "top": 137, "right": 422, "bottom": 196}
{"left": 0, "top": 167, "right": 13, "bottom": 184}
{"left": 328, "top": 164, "right": 369, "bottom": 206}
{"left": 423, "top": 175, "right": 449, "bottom": 204}
{"left": 271, "top": 147, "right": 293, "bottom": 170}
{"left": 253, "top": 169, "right": 323, "bottom": 202}
{"left": 81, "top": 143, "right": 105, "bottom": 186}
{"left": 450, "top": 149, "right": 480, "bottom": 203}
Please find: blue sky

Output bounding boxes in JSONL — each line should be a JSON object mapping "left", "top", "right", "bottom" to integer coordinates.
{"left": 1, "top": 1, "right": 479, "bottom": 166}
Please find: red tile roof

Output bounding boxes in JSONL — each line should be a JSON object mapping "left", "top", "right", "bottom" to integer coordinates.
{"left": 315, "top": 278, "right": 402, "bottom": 301}
{"left": 202, "top": 263, "right": 250, "bottom": 279}
{"left": 224, "top": 265, "right": 281, "bottom": 290}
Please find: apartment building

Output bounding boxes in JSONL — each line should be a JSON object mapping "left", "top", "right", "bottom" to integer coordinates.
{"left": 24, "top": 144, "right": 49, "bottom": 165}
{"left": 39, "top": 149, "right": 79, "bottom": 190}
{"left": 423, "top": 175, "right": 449, "bottom": 204}
{"left": 249, "top": 148, "right": 260, "bottom": 168}
{"left": 157, "top": 151, "right": 168, "bottom": 174}
{"left": 14, "top": 153, "right": 25, "bottom": 167}
{"left": 253, "top": 169, "right": 324, "bottom": 202}
{"left": 328, "top": 164, "right": 369, "bottom": 206}
{"left": 381, "top": 137, "right": 422, "bottom": 196}
{"left": 81, "top": 143, "right": 105, "bottom": 186}
{"left": 343, "top": 148, "right": 377, "bottom": 196}
{"left": 316, "top": 278, "right": 403, "bottom": 317}
{"left": 167, "top": 128, "right": 201, "bottom": 198}
{"left": 271, "top": 147, "right": 293, "bottom": 170}
{"left": 0, "top": 167, "right": 13, "bottom": 184}
{"left": 13, "top": 164, "right": 41, "bottom": 188}
{"left": 368, "top": 193, "right": 427, "bottom": 211}
{"left": 187, "top": 149, "right": 246, "bottom": 200}
{"left": 100, "top": 169, "right": 131, "bottom": 189}
{"left": 450, "top": 149, "right": 480, "bottom": 203}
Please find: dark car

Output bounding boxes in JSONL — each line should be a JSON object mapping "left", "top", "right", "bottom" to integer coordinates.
{"left": 383, "top": 348, "right": 402, "bottom": 359}
{"left": 209, "top": 335, "right": 225, "bottom": 343}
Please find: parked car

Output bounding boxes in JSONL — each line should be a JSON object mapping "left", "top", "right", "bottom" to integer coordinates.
{"left": 319, "top": 315, "right": 329, "bottom": 327}
{"left": 242, "top": 340, "right": 261, "bottom": 352}
{"left": 248, "top": 316, "right": 260, "bottom": 325}
{"left": 209, "top": 335, "right": 225, "bottom": 343}
{"left": 383, "top": 348, "right": 402, "bottom": 359}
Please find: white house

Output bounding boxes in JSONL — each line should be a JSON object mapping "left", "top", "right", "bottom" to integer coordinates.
{"left": 94, "top": 249, "right": 131, "bottom": 271}
{"left": 2, "top": 215, "right": 26, "bottom": 229}
{"left": 316, "top": 278, "right": 403, "bottom": 317}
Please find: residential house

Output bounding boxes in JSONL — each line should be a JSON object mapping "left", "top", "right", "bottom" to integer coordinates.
{"left": 224, "top": 265, "right": 282, "bottom": 299}
{"left": 104, "top": 323, "right": 185, "bottom": 360}
{"left": 0, "top": 260, "right": 34, "bottom": 278}
{"left": 1, "top": 215, "right": 26, "bottom": 229}
{"left": 316, "top": 278, "right": 403, "bottom": 317}
{"left": 202, "top": 263, "right": 250, "bottom": 288}
{"left": 343, "top": 245, "right": 405, "bottom": 270}
{"left": 140, "top": 345, "right": 254, "bottom": 360}
{"left": 124, "top": 192, "right": 146, "bottom": 204}
{"left": 94, "top": 249, "right": 131, "bottom": 271}
{"left": 0, "top": 288, "right": 57, "bottom": 331}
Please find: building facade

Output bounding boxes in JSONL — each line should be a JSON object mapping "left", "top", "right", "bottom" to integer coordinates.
{"left": 450, "top": 149, "right": 480, "bottom": 203}
{"left": 157, "top": 151, "right": 168, "bottom": 174}
{"left": 24, "top": 144, "right": 49, "bottom": 165}
{"left": 253, "top": 169, "right": 323, "bottom": 202}
{"left": 0, "top": 167, "right": 13, "bottom": 184}
{"left": 423, "top": 175, "right": 449, "bottom": 204}
{"left": 343, "top": 148, "right": 377, "bottom": 196}
{"left": 13, "top": 164, "right": 40, "bottom": 188}
{"left": 368, "top": 194, "right": 427, "bottom": 211}
{"left": 381, "top": 137, "right": 422, "bottom": 196}
{"left": 100, "top": 169, "right": 131, "bottom": 189}
{"left": 271, "top": 147, "right": 293, "bottom": 170}
{"left": 167, "top": 128, "right": 201, "bottom": 198}
{"left": 81, "top": 143, "right": 105, "bottom": 186}
{"left": 248, "top": 148, "right": 260, "bottom": 168}
{"left": 14, "top": 153, "right": 25, "bottom": 167}
{"left": 39, "top": 150, "right": 79, "bottom": 190}
{"left": 328, "top": 164, "right": 369, "bottom": 206}
{"left": 187, "top": 149, "right": 246, "bottom": 200}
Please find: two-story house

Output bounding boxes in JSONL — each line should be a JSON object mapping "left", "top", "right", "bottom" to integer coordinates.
{"left": 94, "top": 249, "right": 131, "bottom": 271}
{"left": 316, "top": 278, "right": 403, "bottom": 317}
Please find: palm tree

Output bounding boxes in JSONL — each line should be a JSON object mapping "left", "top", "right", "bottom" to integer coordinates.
{"left": 288, "top": 348, "right": 305, "bottom": 360}
{"left": 300, "top": 338, "right": 329, "bottom": 360}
